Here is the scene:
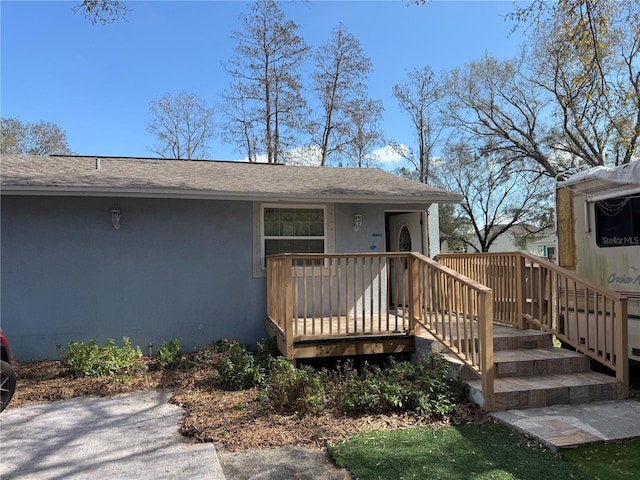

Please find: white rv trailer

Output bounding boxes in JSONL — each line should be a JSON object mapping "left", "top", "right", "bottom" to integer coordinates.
{"left": 556, "top": 161, "right": 640, "bottom": 364}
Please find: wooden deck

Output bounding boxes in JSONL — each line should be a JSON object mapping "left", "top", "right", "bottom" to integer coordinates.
{"left": 292, "top": 312, "right": 411, "bottom": 339}
{"left": 266, "top": 251, "right": 629, "bottom": 410}
{"left": 267, "top": 312, "right": 415, "bottom": 359}
{"left": 266, "top": 252, "right": 493, "bottom": 382}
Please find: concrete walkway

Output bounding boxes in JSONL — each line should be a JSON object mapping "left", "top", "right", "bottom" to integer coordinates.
{"left": 0, "top": 391, "right": 225, "bottom": 479}
{"left": 492, "top": 400, "right": 640, "bottom": 451}
{"left": 3, "top": 391, "right": 639, "bottom": 479}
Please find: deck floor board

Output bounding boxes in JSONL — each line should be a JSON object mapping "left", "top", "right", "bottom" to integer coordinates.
{"left": 292, "top": 313, "right": 411, "bottom": 340}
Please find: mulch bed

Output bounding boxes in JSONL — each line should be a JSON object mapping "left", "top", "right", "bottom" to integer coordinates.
{"left": 9, "top": 359, "right": 488, "bottom": 451}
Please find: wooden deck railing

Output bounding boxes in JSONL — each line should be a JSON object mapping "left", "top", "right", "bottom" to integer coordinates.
{"left": 437, "top": 252, "right": 629, "bottom": 395}
{"left": 267, "top": 252, "right": 496, "bottom": 410}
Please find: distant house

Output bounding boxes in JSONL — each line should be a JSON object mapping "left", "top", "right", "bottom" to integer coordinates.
{"left": 0, "top": 155, "right": 461, "bottom": 360}
{"left": 464, "top": 224, "right": 556, "bottom": 259}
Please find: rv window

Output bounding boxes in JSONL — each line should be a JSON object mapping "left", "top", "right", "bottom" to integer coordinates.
{"left": 595, "top": 196, "right": 640, "bottom": 247}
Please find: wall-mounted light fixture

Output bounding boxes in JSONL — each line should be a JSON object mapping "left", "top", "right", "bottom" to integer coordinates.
{"left": 111, "top": 204, "right": 121, "bottom": 230}
{"left": 353, "top": 214, "right": 363, "bottom": 232}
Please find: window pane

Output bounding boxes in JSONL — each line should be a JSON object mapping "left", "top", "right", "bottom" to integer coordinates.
{"left": 398, "top": 225, "right": 412, "bottom": 252}
{"left": 279, "top": 210, "right": 294, "bottom": 236}
{"left": 265, "top": 239, "right": 325, "bottom": 256}
{"left": 295, "top": 210, "right": 310, "bottom": 222}
{"left": 309, "top": 209, "right": 323, "bottom": 222}
{"left": 293, "top": 240, "right": 310, "bottom": 253}
{"left": 281, "top": 222, "right": 295, "bottom": 236}
{"left": 264, "top": 207, "right": 324, "bottom": 238}
{"left": 265, "top": 239, "right": 280, "bottom": 258}
{"left": 595, "top": 197, "right": 637, "bottom": 247}
{"left": 294, "top": 221, "right": 310, "bottom": 236}
{"left": 310, "top": 221, "right": 324, "bottom": 236}
{"left": 633, "top": 198, "right": 640, "bottom": 237}
{"left": 263, "top": 207, "right": 326, "bottom": 266}
{"left": 264, "top": 208, "right": 278, "bottom": 222}
{"left": 264, "top": 221, "right": 279, "bottom": 236}
{"left": 307, "top": 239, "right": 324, "bottom": 253}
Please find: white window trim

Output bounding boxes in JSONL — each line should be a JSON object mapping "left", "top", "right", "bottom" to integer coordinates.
{"left": 253, "top": 203, "right": 335, "bottom": 278}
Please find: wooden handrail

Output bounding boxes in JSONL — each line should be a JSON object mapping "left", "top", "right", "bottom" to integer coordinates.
{"left": 438, "top": 252, "right": 629, "bottom": 396}
{"left": 266, "top": 252, "right": 496, "bottom": 410}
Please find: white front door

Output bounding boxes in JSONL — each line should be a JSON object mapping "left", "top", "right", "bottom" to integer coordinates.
{"left": 388, "top": 212, "right": 424, "bottom": 254}
{"left": 388, "top": 212, "right": 424, "bottom": 307}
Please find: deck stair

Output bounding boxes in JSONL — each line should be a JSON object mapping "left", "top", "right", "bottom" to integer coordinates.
{"left": 424, "top": 325, "right": 624, "bottom": 411}
{"left": 469, "top": 326, "right": 623, "bottom": 410}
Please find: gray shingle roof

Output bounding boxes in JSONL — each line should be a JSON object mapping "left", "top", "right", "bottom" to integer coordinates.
{"left": 1, "top": 154, "right": 461, "bottom": 204}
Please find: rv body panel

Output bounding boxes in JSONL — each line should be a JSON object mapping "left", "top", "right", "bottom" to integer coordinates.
{"left": 557, "top": 162, "right": 640, "bottom": 363}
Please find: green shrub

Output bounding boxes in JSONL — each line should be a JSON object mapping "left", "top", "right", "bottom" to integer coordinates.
{"left": 330, "top": 361, "right": 400, "bottom": 413}
{"left": 388, "top": 354, "right": 468, "bottom": 415}
{"left": 330, "top": 354, "right": 467, "bottom": 416}
{"left": 258, "top": 358, "right": 325, "bottom": 415}
{"left": 189, "top": 339, "right": 465, "bottom": 415}
{"left": 157, "top": 338, "right": 183, "bottom": 370}
{"left": 254, "top": 337, "right": 282, "bottom": 371}
{"left": 195, "top": 339, "right": 265, "bottom": 390}
{"left": 58, "top": 337, "right": 145, "bottom": 377}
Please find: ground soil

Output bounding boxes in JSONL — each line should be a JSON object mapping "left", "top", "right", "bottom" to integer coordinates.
{"left": 9, "top": 359, "right": 488, "bottom": 452}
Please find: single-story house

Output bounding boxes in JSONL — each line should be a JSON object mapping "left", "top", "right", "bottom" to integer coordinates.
{"left": 0, "top": 154, "right": 461, "bottom": 360}
{"left": 465, "top": 224, "right": 556, "bottom": 259}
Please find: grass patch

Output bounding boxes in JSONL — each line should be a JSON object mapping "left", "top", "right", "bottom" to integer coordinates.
{"left": 560, "top": 438, "right": 640, "bottom": 480}
{"left": 328, "top": 422, "right": 591, "bottom": 480}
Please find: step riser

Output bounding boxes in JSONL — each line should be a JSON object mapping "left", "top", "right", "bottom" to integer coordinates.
{"left": 467, "top": 381, "right": 623, "bottom": 411}
{"left": 490, "top": 383, "right": 623, "bottom": 410}
{"left": 450, "top": 355, "right": 591, "bottom": 381}
{"left": 493, "top": 335, "right": 552, "bottom": 351}
{"left": 439, "top": 334, "right": 554, "bottom": 353}
{"left": 495, "top": 357, "right": 590, "bottom": 378}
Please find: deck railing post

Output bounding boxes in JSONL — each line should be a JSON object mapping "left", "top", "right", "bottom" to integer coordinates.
{"left": 516, "top": 254, "right": 527, "bottom": 329}
{"left": 266, "top": 257, "right": 274, "bottom": 323}
{"left": 615, "top": 297, "right": 629, "bottom": 397}
{"left": 409, "top": 254, "right": 421, "bottom": 335}
{"left": 283, "top": 258, "right": 294, "bottom": 359}
{"left": 479, "top": 289, "right": 495, "bottom": 411}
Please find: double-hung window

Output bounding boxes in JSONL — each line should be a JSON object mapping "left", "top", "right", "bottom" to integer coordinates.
{"left": 255, "top": 204, "right": 332, "bottom": 275}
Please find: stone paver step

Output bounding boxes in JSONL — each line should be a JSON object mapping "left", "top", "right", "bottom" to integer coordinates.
{"left": 419, "top": 324, "right": 623, "bottom": 411}
{"left": 467, "top": 372, "right": 623, "bottom": 411}
{"left": 492, "top": 326, "right": 553, "bottom": 351}
{"left": 492, "top": 400, "right": 640, "bottom": 451}
{"left": 493, "top": 348, "right": 590, "bottom": 378}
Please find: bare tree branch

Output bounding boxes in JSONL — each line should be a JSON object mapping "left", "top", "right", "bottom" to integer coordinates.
{"left": 392, "top": 66, "right": 443, "bottom": 183}
{"left": 222, "top": 0, "right": 309, "bottom": 164}
{"left": 432, "top": 141, "right": 553, "bottom": 252}
{"left": 73, "top": 0, "right": 129, "bottom": 25}
{"left": 309, "top": 23, "right": 377, "bottom": 166}
{"left": 147, "top": 92, "right": 215, "bottom": 160}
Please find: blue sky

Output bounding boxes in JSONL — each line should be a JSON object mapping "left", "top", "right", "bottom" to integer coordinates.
{"left": 1, "top": 0, "right": 526, "bottom": 164}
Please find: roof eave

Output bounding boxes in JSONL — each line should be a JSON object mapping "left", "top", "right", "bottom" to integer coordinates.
{"left": 2, "top": 186, "right": 462, "bottom": 204}
{"left": 0, "top": 185, "right": 462, "bottom": 204}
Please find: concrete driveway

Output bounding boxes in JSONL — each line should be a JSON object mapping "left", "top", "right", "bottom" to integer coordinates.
{"left": 0, "top": 391, "right": 225, "bottom": 479}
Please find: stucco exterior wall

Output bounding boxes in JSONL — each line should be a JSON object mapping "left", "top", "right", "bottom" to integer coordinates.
{"left": 1, "top": 196, "right": 431, "bottom": 360}
{"left": 427, "top": 204, "right": 440, "bottom": 258}
{"left": 1, "top": 196, "right": 263, "bottom": 360}
{"left": 334, "top": 203, "right": 390, "bottom": 254}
